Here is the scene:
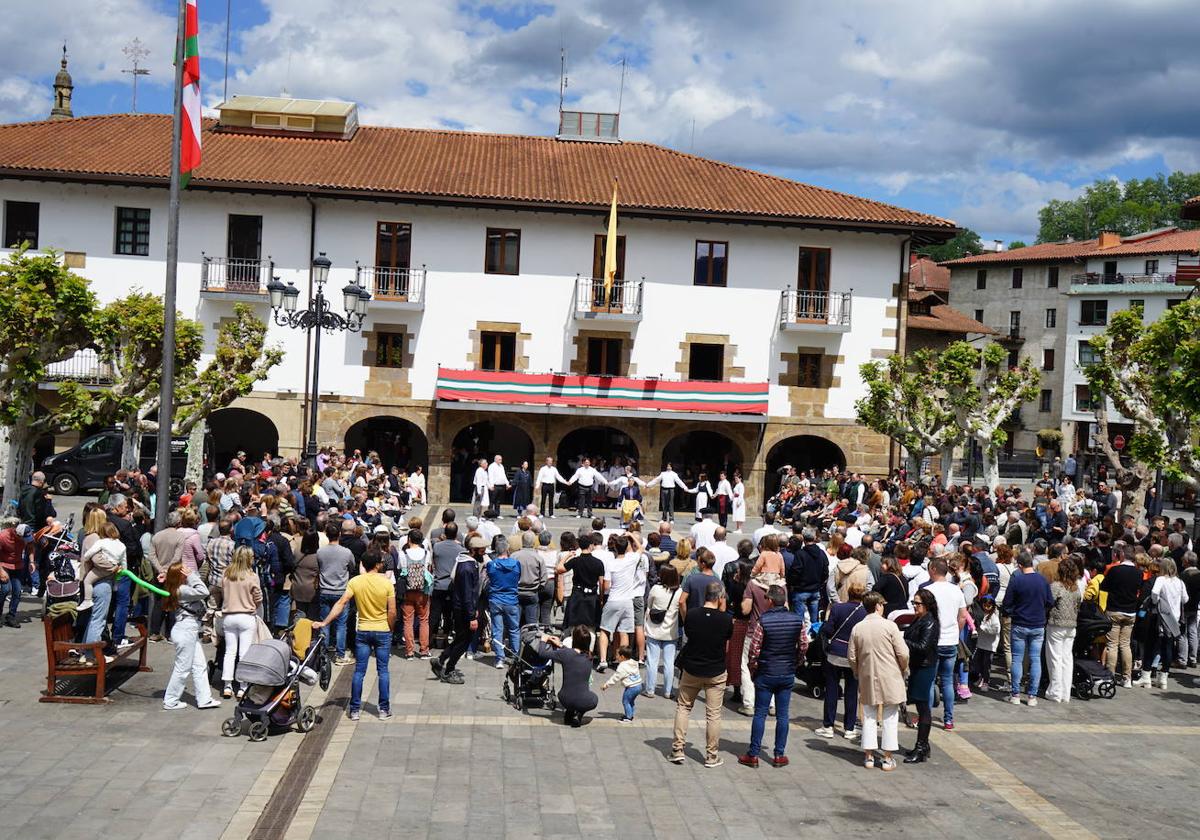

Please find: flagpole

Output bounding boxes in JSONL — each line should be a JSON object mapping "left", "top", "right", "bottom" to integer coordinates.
{"left": 155, "top": 0, "right": 186, "bottom": 531}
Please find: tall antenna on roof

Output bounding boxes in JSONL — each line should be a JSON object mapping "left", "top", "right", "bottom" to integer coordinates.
{"left": 223, "top": 0, "right": 232, "bottom": 103}
{"left": 558, "top": 46, "right": 568, "bottom": 113}
{"left": 690, "top": 119, "right": 696, "bottom": 152}
{"left": 617, "top": 54, "right": 626, "bottom": 114}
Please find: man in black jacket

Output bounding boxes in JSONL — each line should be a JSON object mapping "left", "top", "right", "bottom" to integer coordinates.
{"left": 431, "top": 535, "right": 485, "bottom": 685}
{"left": 1100, "top": 555, "right": 1143, "bottom": 686}
{"left": 786, "top": 528, "right": 826, "bottom": 624}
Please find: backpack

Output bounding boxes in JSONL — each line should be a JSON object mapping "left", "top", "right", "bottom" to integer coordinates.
{"left": 403, "top": 547, "right": 429, "bottom": 593}
{"left": 233, "top": 516, "right": 277, "bottom": 590}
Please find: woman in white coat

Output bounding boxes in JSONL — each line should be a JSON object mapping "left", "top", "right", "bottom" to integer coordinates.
{"left": 731, "top": 470, "right": 747, "bottom": 533}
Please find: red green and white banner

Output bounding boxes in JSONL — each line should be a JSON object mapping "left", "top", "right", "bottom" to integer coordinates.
{"left": 181, "top": 0, "right": 202, "bottom": 187}
{"left": 436, "top": 368, "right": 768, "bottom": 415}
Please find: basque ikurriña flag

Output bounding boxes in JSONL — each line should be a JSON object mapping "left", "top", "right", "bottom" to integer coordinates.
{"left": 181, "top": 0, "right": 201, "bottom": 187}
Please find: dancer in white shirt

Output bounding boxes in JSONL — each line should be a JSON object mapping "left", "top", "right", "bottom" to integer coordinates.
{"left": 645, "top": 463, "right": 688, "bottom": 523}
{"left": 471, "top": 459, "right": 490, "bottom": 518}
{"left": 567, "top": 457, "right": 608, "bottom": 518}
{"left": 486, "top": 455, "right": 511, "bottom": 519}
{"left": 713, "top": 471, "right": 734, "bottom": 528}
{"left": 731, "top": 470, "right": 746, "bottom": 533}
{"left": 535, "top": 457, "right": 569, "bottom": 517}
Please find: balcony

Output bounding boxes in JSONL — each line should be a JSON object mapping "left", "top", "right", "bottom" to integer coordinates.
{"left": 435, "top": 367, "right": 768, "bottom": 419}
{"left": 778, "top": 289, "right": 852, "bottom": 332}
{"left": 572, "top": 276, "right": 643, "bottom": 322}
{"left": 200, "top": 254, "right": 274, "bottom": 299}
{"left": 42, "top": 349, "right": 113, "bottom": 386}
{"left": 1069, "top": 272, "right": 1178, "bottom": 287}
{"left": 355, "top": 264, "right": 426, "bottom": 309}
{"left": 992, "top": 324, "right": 1026, "bottom": 342}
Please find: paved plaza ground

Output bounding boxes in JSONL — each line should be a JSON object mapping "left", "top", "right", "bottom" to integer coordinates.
{"left": 2, "top": 500, "right": 1197, "bottom": 839}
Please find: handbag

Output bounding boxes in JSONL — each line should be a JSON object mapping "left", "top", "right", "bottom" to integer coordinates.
{"left": 253, "top": 615, "right": 273, "bottom": 643}
{"left": 820, "top": 603, "right": 863, "bottom": 647}
{"left": 648, "top": 588, "right": 678, "bottom": 624}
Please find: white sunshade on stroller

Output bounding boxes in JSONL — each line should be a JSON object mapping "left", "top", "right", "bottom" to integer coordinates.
{"left": 235, "top": 639, "right": 292, "bottom": 686}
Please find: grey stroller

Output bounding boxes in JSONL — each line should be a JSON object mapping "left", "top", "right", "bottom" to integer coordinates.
{"left": 220, "top": 624, "right": 328, "bottom": 742}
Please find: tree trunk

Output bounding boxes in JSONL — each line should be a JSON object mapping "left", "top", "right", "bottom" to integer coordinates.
{"left": 980, "top": 445, "right": 1001, "bottom": 492}
{"left": 1, "top": 416, "right": 35, "bottom": 504}
{"left": 120, "top": 414, "right": 142, "bottom": 471}
{"left": 940, "top": 445, "right": 957, "bottom": 489}
{"left": 1115, "top": 465, "right": 1148, "bottom": 523}
{"left": 185, "top": 422, "right": 206, "bottom": 487}
{"left": 905, "top": 450, "right": 923, "bottom": 482}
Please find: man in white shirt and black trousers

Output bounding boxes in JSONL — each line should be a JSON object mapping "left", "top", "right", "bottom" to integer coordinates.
{"left": 646, "top": 463, "right": 686, "bottom": 523}
{"left": 568, "top": 457, "right": 607, "bottom": 519}
{"left": 487, "top": 455, "right": 511, "bottom": 519}
{"left": 536, "top": 456, "right": 569, "bottom": 518}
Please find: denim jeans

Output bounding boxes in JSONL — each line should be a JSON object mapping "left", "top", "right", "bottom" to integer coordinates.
{"left": 791, "top": 591, "right": 821, "bottom": 625}
{"left": 320, "top": 592, "right": 348, "bottom": 657}
{"left": 489, "top": 599, "right": 520, "bottom": 660}
{"left": 1010, "top": 625, "right": 1045, "bottom": 697}
{"left": 518, "top": 592, "right": 539, "bottom": 627}
{"left": 271, "top": 590, "right": 292, "bottom": 628}
{"left": 929, "top": 645, "right": 957, "bottom": 724}
{"left": 621, "top": 683, "right": 641, "bottom": 719}
{"left": 84, "top": 578, "right": 114, "bottom": 651}
{"left": 749, "top": 672, "right": 795, "bottom": 758}
{"left": 0, "top": 572, "right": 22, "bottom": 620}
{"left": 351, "top": 630, "right": 392, "bottom": 714}
{"left": 108, "top": 573, "right": 132, "bottom": 651}
{"left": 1178, "top": 612, "right": 1200, "bottom": 664}
{"left": 645, "top": 637, "right": 677, "bottom": 696}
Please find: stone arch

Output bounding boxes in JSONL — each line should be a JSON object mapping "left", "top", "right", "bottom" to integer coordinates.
{"left": 660, "top": 429, "right": 744, "bottom": 486}
{"left": 343, "top": 415, "right": 429, "bottom": 473}
{"left": 762, "top": 433, "right": 848, "bottom": 500}
{"left": 208, "top": 407, "right": 280, "bottom": 470}
{"left": 448, "top": 419, "right": 536, "bottom": 502}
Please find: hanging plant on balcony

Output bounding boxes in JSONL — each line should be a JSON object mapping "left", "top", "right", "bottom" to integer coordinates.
{"left": 1036, "top": 428, "right": 1064, "bottom": 450}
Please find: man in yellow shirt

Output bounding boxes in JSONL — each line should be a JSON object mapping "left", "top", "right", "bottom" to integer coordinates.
{"left": 314, "top": 552, "right": 396, "bottom": 720}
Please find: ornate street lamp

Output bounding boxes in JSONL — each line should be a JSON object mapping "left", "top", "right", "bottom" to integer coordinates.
{"left": 267, "top": 252, "right": 370, "bottom": 463}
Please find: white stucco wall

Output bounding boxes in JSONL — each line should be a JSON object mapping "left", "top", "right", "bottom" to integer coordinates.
{"left": 3, "top": 180, "right": 903, "bottom": 421}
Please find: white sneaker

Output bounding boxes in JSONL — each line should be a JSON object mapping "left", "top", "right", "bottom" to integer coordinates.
{"left": 197, "top": 698, "right": 222, "bottom": 710}
{"left": 1158, "top": 673, "right": 1169, "bottom": 689}
{"left": 813, "top": 726, "right": 835, "bottom": 738}
{"left": 465, "top": 652, "right": 475, "bottom": 660}
{"left": 495, "top": 659, "right": 506, "bottom": 670}
{"left": 1026, "top": 696, "right": 1038, "bottom": 707}
{"left": 1121, "top": 677, "right": 1133, "bottom": 688}
{"left": 845, "top": 728, "right": 860, "bottom": 741}
{"left": 1009, "top": 695, "right": 1021, "bottom": 705}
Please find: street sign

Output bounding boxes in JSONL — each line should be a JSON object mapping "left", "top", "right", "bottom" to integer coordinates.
{"left": 1113, "top": 435, "right": 1126, "bottom": 450}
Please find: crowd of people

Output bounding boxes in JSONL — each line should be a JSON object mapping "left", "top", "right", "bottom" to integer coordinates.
{"left": 2, "top": 449, "right": 1196, "bottom": 772}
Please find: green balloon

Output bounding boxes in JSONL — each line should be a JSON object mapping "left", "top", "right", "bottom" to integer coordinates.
{"left": 116, "top": 568, "right": 170, "bottom": 598}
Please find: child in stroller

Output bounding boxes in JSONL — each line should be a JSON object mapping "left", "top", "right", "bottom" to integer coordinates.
{"left": 1072, "top": 601, "right": 1117, "bottom": 699}
{"left": 502, "top": 624, "right": 558, "bottom": 712}
{"left": 221, "top": 618, "right": 331, "bottom": 741}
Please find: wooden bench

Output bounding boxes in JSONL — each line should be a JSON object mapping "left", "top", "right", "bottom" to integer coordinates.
{"left": 40, "top": 613, "right": 152, "bottom": 704}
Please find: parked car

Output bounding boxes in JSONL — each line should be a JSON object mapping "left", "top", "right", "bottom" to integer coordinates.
{"left": 40, "top": 428, "right": 213, "bottom": 496}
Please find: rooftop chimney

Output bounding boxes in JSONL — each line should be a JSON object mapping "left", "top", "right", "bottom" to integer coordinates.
{"left": 1097, "top": 230, "right": 1122, "bottom": 249}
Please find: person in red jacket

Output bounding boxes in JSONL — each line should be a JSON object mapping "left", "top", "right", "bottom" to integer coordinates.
{"left": 0, "top": 519, "right": 32, "bottom": 627}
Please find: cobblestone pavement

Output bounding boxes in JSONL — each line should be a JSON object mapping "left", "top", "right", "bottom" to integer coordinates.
{"left": 5, "top": 499, "right": 1196, "bottom": 839}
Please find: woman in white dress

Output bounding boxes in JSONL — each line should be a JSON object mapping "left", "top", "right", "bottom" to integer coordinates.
{"left": 406, "top": 466, "right": 426, "bottom": 505}
{"left": 731, "top": 471, "right": 747, "bottom": 532}
{"left": 688, "top": 472, "right": 713, "bottom": 521}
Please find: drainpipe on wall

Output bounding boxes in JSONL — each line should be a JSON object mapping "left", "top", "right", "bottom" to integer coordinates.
{"left": 300, "top": 195, "right": 317, "bottom": 452}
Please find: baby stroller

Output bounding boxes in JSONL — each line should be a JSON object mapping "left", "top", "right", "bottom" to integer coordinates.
{"left": 796, "top": 621, "right": 825, "bottom": 698}
{"left": 502, "top": 624, "right": 557, "bottom": 712}
{"left": 1072, "top": 602, "right": 1116, "bottom": 700}
{"left": 221, "top": 618, "right": 331, "bottom": 741}
{"left": 41, "top": 518, "right": 80, "bottom": 611}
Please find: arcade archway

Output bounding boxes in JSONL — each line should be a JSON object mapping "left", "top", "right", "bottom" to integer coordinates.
{"left": 449, "top": 420, "right": 535, "bottom": 502}
{"left": 208, "top": 407, "right": 280, "bottom": 472}
{"left": 763, "top": 434, "right": 847, "bottom": 500}
{"left": 344, "top": 415, "right": 429, "bottom": 473}
{"left": 661, "top": 430, "right": 743, "bottom": 486}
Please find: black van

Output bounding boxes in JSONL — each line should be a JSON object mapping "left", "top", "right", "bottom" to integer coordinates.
{"left": 40, "top": 428, "right": 213, "bottom": 496}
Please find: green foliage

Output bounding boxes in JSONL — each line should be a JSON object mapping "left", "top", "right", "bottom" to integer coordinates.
{"left": 1008, "top": 240, "right": 1028, "bottom": 250}
{"left": 917, "top": 229, "right": 983, "bottom": 263}
{"left": 0, "top": 248, "right": 97, "bottom": 427}
{"left": 1087, "top": 298, "right": 1200, "bottom": 486}
{"left": 1037, "top": 172, "right": 1200, "bottom": 243}
{"left": 855, "top": 351, "right": 960, "bottom": 462}
{"left": 938, "top": 340, "right": 1041, "bottom": 453}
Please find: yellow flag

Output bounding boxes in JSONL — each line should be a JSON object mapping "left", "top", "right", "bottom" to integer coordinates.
{"left": 603, "top": 179, "right": 618, "bottom": 304}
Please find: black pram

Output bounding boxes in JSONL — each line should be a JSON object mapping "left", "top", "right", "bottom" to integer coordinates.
{"left": 1072, "top": 601, "right": 1116, "bottom": 700}
{"left": 502, "top": 624, "right": 557, "bottom": 712}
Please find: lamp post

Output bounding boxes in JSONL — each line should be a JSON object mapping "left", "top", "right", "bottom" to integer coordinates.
{"left": 267, "top": 252, "right": 370, "bottom": 465}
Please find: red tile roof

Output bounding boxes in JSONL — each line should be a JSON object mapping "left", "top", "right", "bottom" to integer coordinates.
{"left": 942, "top": 228, "right": 1200, "bottom": 266}
{"left": 909, "top": 255, "right": 950, "bottom": 292}
{"left": 908, "top": 304, "right": 995, "bottom": 335}
{"left": 0, "top": 113, "right": 955, "bottom": 231}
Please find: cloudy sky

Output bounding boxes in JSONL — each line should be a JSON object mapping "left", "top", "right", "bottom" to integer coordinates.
{"left": 5, "top": 0, "right": 1199, "bottom": 242}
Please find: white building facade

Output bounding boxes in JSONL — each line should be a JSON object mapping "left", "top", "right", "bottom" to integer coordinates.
{"left": 0, "top": 99, "right": 954, "bottom": 509}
